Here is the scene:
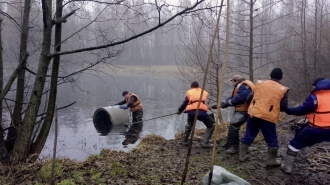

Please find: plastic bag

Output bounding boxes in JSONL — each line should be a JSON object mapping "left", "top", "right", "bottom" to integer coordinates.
{"left": 201, "top": 166, "right": 250, "bottom": 185}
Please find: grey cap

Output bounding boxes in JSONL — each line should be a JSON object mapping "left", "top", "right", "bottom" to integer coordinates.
{"left": 230, "top": 74, "right": 243, "bottom": 82}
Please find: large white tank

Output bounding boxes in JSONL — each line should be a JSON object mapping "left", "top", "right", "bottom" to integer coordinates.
{"left": 93, "top": 106, "right": 130, "bottom": 134}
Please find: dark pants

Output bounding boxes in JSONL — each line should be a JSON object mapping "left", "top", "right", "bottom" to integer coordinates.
{"left": 241, "top": 116, "right": 279, "bottom": 147}
{"left": 132, "top": 109, "right": 143, "bottom": 129}
{"left": 187, "top": 110, "right": 214, "bottom": 128}
{"left": 184, "top": 110, "right": 215, "bottom": 143}
{"left": 225, "top": 111, "right": 248, "bottom": 147}
{"left": 290, "top": 125, "right": 330, "bottom": 150}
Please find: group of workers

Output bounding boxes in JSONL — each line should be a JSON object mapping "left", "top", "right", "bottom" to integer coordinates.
{"left": 114, "top": 67, "right": 330, "bottom": 174}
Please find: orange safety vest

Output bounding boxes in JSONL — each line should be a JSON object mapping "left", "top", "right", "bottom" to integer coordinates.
{"left": 125, "top": 93, "right": 143, "bottom": 112}
{"left": 248, "top": 80, "right": 289, "bottom": 124}
{"left": 232, "top": 80, "right": 255, "bottom": 112}
{"left": 307, "top": 90, "right": 330, "bottom": 128}
{"left": 185, "top": 88, "right": 209, "bottom": 112}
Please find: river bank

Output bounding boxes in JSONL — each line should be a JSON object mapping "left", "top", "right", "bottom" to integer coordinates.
{"left": 1, "top": 116, "right": 330, "bottom": 184}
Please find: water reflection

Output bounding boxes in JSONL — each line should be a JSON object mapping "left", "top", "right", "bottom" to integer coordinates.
{"left": 40, "top": 74, "right": 233, "bottom": 161}
{"left": 93, "top": 112, "right": 142, "bottom": 146}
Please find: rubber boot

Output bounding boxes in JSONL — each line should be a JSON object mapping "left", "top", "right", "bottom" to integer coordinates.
{"left": 239, "top": 143, "right": 249, "bottom": 162}
{"left": 183, "top": 123, "right": 192, "bottom": 146}
{"left": 281, "top": 147, "right": 298, "bottom": 173}
{"left": 267, "top": 146, "right": 282, "bottom": 167}
{"left": 201, "top": 126, "right": 214, "bottom": 148}
{"left": 225, "top": 145, "right": 239, "bottom": 154}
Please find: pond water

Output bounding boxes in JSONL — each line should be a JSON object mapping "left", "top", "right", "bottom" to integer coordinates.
{"left": 39, "top": 73, "right": 233, "bottom": 161}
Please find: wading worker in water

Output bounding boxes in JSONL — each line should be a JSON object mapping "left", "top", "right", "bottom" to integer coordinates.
{"left": 177, "top": 81, "right": 215, "bottom": 148}
{"left": 282, "top": 78, "right": 330, "bottom": 173}
{"left": 115, "top": 91, "right": 143, "bottom": 129}
{"left": 239, "top": 68, "right": 289, "bottom": 167}
{"left": 212, "top": 74, "right": 255, "bottom": 154}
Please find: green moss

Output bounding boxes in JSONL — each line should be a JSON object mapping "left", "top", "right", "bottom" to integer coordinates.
{"left": 57, "top": 179, "right": 76, "bottom": 185}
{"left": 110, "top": 161, "right": 126, "bottom": 176}
{"left": 38, "top": 161, "right": 63, "bottom": 181}
{"left": 72, "top": 171, "right": 84, "bottom": 182}
{"left": 92, "top": 172, "right": 103, "bottom": 184}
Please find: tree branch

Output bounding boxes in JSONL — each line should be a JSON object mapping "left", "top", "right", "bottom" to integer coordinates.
{"left": 0, "top": 54, "right": 29, "bottom": 101}
{"left": 48, "top": 0, "right": 205, "bottom": 57}
{"left": 53, "top": 8, "right": 79, "bottom": 24}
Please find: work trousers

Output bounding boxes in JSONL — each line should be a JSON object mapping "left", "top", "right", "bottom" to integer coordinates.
{"left": 225, "top": 111, "right": 248, "bottom": 147}
{"left": 290, "top": 125, "right": 330, "bottom": 150}
{"left": 132, "top": 109, "right": 143, "bottom": 129}
{"left": 241, "top": 116, "right": 279, "bottom": 147}
{"left": 184, "top": 110, "right": 215, "bottom": 143}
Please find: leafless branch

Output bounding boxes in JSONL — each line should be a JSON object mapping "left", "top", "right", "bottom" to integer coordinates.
{"left": 53, "top": 8, "right": 79, "bottom": 24}
{"left": 49, "top": 0, "right": 205, "bottom": 57}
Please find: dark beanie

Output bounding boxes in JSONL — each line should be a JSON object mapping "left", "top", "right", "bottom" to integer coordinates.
{"left": 122, "top": 91, "right": 129, "bottom": 96}
{"left": 270, "top": 68, "right": 283, "bottom": 80}
{"left": 191, "top": 81, "right": 199, "bottom": 88}
{"left": 312, "top": 77, "right": 325, "bottom": 86}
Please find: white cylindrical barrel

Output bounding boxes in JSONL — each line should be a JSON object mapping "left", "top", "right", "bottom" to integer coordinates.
{"left": 93, "top": 106, "right": 129, "bottom": 125}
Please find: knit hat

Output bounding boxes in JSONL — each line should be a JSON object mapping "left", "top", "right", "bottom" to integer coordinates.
{"left": 312, "top": 77, "right": 325, "bottom": 86}
{"left": 191, "top": 81, "right": 199, "bottom": 88}
{"left": 270, "top": 68, "right": 283, "bottom": 80}
{"left": 230, "top": 74, "right": 243, "bottom": 82}
{"left": 122, "top": 91, "right": 129, "bottom": 96}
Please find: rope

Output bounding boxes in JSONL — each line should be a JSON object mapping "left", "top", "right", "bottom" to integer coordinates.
{"left": 128, "top": 112, "right": 177, "bottom": 125}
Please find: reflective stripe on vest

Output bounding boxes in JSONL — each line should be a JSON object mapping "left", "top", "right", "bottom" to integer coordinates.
{"left": 232, "top": 80, "right": 255, "bottom": 112}
{"left": 307, "top": 90, "right": 330, "bottom": 128}
{"left": 126, "top": 93, "right": 143, "bottom": 112}
{"left": 185, "top": 88, "right": 209, "bottom": 111}
{"left": 248, "top": 80, "right": 289, "bottom": 123}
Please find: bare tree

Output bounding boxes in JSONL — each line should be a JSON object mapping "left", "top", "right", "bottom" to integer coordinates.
{"left": 0, "top": 0, "right": 208, "bottom": 163}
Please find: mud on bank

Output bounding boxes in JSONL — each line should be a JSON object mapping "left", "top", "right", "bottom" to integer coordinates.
{"left": 1, "top": 116, "right": 330, "bottom": 185}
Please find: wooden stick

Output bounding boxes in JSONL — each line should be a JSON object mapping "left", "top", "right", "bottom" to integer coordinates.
{"left": 208, "top": 0, "right": 230, "bottom": 184}
{"left": 180, "top": 1, "right": 226, "bottom": 184}
{"left": 50, "top": 105, "right": 58, "bottom": 185}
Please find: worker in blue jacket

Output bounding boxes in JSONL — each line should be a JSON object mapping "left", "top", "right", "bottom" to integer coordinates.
{"left": 282, "top": 78, "right": 330, "bottom": 173}
{"left": 212, "top": 74, "right": 255, "bottom": 154}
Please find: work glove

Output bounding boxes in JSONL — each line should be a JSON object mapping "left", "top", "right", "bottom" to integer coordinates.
{"left": 220, "top": 101, "right": 229, "bottom": 109}
{"left": 211, "top": 105, "right": 217, "bottom": 109}
{"left": 176, "top": 111, "right": 181, "bottom": 115}
{"left": 120, "top": 105, "right": 128, "bottom": 110}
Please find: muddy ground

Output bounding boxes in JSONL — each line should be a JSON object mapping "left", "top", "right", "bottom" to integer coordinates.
{"left": 0, "top": 115, "right": 329, "bottom": 185}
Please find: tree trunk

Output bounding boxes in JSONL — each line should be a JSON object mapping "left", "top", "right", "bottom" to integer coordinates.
{"left": 12, "top": 0, "right": 53, "bottom": 163}
{"left": 0, "top": 18, "right": 5, "bottom": 153}
{"left": 313, "top": 0, "right": 318, "bottom": 76}
{"left": 7, "top": 0, "right": 32, "bottom": 153}
{"left": 301, "top": 0, "right": 308, "bottom": 91}
{"left": 32, "top": 0, "right": 63, "bottom": 155}
{"left": 249, "top": 0, "right": 254, "bottom": 82}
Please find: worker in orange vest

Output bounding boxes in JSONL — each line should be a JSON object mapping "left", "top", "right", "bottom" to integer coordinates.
{"left": 115, "top": 91, "right": 143, "bottom": 130}
{"left": 212, "top": 74, "right": 255, "bottom": 154}
{"left": 282, "top": 78, "right": 330, "bottom": 173}
{"left": 177, "top": 81, "right": 215, "bottom": 148}
{"left": 239, "top": 68, "right": 289, "bottom": 167}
